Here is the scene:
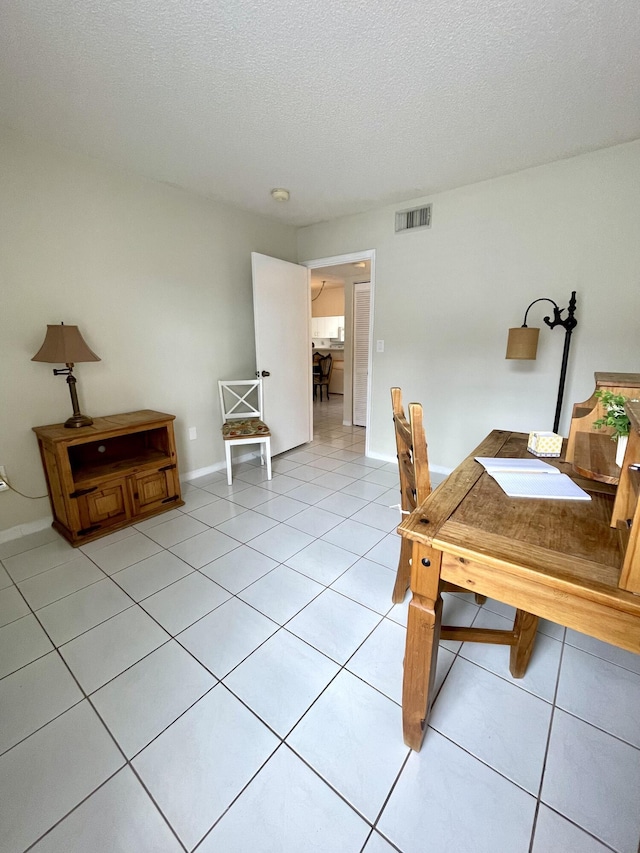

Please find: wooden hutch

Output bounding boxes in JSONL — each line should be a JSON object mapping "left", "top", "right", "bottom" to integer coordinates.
{"left": 566, "top": 372, "right": 640, "bottom": 485}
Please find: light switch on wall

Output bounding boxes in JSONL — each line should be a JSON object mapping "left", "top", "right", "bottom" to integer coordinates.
{"left": 376, "top": 340, "right": 384, "bottom": 352}
{"left": 188, "top": 427, "right": 197, "bottom": 440}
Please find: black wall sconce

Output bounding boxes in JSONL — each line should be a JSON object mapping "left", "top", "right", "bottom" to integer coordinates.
{"left": 506, "top": 291, "right": 578, "bottom": 434}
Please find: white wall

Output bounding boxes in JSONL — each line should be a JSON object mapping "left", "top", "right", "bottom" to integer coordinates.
{"left": 297, "top": 141, "right": 640, "bottom": 471}
{"left": 0, "top": 128, "right": 297, "bottom": 535}
{"left": 312, "top": 286, "right": 344, "bottom": 316}
{"left": 4, "top": 132, "right": 639, "bottom": 535}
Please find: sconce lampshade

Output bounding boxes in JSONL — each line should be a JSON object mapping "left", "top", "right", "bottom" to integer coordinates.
{"left": 32, "top": 324, "right": 100, "bottom": 365}
{"left": 506, "top": 326, "right": 540, "bottom": 360}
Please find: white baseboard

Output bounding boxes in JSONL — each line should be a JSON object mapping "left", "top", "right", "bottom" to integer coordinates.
{"left": 363, "top": 451, "right": 452, "bottom": 486}
{"left": 0, "top": 457, "right": 240, "bottom": 544}
{"left": 181, "top": 450, "right": 260, "bottom": 483}
{"left": 181, "top": 461, "right": 227, "bottom": 482}
{"left": 0, "top": 453, "right": 453, "bottom": 544}
{"left": 0, "top": 516, "right": 54, "bottom": 545}
{"left": 365, "top": 450, "right": 395, "bottom": 464}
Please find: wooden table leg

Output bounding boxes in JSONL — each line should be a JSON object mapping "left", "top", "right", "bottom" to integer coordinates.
{"left": 509, "top": 609, "right": 539, "bottom": 677}
{"left": 402, "top": 543, "right": 443, "bottom": 751}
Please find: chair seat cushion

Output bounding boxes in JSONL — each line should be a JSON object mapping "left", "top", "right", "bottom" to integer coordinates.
{"left": 222, "top": 418, "right": 271, "bottom": 438}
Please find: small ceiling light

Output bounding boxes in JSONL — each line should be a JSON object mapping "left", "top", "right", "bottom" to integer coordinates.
{"left": 270, "top": 188, "right": 290, "bottom": 202}
{"left": 353, "top": 262, "right": 366, "bottom": 268}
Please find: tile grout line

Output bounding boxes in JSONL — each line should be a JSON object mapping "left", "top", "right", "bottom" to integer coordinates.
{"left": 13, "top": 600, "right": 191, "bottom": 853}
{"left": 4, "top": 403, "right": 639, "bottom": 852}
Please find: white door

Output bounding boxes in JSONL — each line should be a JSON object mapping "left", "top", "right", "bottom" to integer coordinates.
{"left": 352, "top": 282, "right": 371, "bottom": 427}
{"left": 252, "top": 252, "right": 312, "bottom": 456}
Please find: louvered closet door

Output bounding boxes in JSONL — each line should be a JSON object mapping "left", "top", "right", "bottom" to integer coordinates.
{"left": 352, "top": 282, "right": 371, "bottom": 427}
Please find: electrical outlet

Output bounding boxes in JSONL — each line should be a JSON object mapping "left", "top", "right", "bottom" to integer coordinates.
{"left": 0, "top": 466, "right": 8, "bottom": 493}
{"left": 188, "top": 427, "right": 197, "bottom": 440}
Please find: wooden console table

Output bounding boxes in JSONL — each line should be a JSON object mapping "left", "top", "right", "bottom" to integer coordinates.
{"left": 33, "top": 410, "right": 184, "bottom": 546}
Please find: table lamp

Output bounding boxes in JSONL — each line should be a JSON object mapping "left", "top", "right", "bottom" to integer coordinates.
{"left": 32, "top": 323, "right": 101, "bottom": 428}
{"left": 506, "top": 291, "right": 578, "bottom": 433}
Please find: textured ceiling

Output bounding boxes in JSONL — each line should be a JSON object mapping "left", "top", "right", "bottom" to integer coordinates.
{"left": 310, "top": 261, "right": 371, "bottom": 291}
{"left": 311, "top": 262, "right": 370, "bottom": 290}
{"left": 1, "top": 0, "right": 639, "bottom": 226}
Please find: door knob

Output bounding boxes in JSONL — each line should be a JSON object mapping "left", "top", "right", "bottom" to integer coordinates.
{"left": 261, "top": 370, "right": 271, "bottom": 377}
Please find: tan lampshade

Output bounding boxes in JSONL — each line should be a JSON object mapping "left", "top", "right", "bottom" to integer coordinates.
{"left": 32, "top": 324, "right": 100, "bottom": 364}
{"left": 506, "top": 326, "right": 540, "bottom": 360}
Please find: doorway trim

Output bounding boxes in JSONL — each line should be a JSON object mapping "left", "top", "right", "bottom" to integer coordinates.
{"left": 301, "top": 250, "right": 375, "bottom": 456}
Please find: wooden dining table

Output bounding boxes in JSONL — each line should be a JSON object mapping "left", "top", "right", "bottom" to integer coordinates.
{"left": 397, "top": 424, "right": 640, "bottom": 752}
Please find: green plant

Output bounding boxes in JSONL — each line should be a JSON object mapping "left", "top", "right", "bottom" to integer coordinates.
{"left": 593, "top": 390, "right": 630, "bottom": 440}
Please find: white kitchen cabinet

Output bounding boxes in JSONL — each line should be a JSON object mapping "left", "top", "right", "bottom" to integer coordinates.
{"left": 311, "top": 316, "right": 344, "bottom": 339}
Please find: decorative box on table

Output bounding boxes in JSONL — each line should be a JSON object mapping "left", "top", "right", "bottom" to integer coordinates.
{"left": 527, "top": 431, "right": 563, "bottom": 457}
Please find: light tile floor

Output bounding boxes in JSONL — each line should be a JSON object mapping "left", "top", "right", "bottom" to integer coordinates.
{"left": 1, "top": 397, "right": 640, "bottom": 852}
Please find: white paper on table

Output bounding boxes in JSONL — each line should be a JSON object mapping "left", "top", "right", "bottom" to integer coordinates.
{"left": 474, "top": 457, "right": 560, "bottom": 475}
{"left": 489, "top": 471, "right": 591, "bottom": 500}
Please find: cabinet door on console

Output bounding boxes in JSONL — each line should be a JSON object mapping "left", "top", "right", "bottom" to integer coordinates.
{"left": 130, "top": 468, "right": 179, "bottom": 516}
{"left": 76, "top": 480, "right": 130, "bottom": 532}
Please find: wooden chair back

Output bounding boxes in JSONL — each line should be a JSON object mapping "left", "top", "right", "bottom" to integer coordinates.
{"left": 314, "top": 354, "right": 333, "bottom": 400}
{"left": 391, "top": 387, "right": 431, "bottom": 514}
{"left": 318, "top": 353, "right": 333, "bottom": 379}
{"left": 390, "top": 386, "right": 538, "bottom": 678}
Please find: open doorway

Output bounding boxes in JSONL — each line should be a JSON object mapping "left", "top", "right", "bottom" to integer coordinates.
{"left": 302, "top": 251, "right": 375, "bottom": 452}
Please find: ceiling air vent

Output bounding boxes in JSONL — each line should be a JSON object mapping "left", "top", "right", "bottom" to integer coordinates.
{"left": 395, "top": 204, "right": 432, "bottom": 233}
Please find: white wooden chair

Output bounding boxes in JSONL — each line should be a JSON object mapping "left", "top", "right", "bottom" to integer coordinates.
{"left": 218, "top": 379, "right": 272, "bottom": 485}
